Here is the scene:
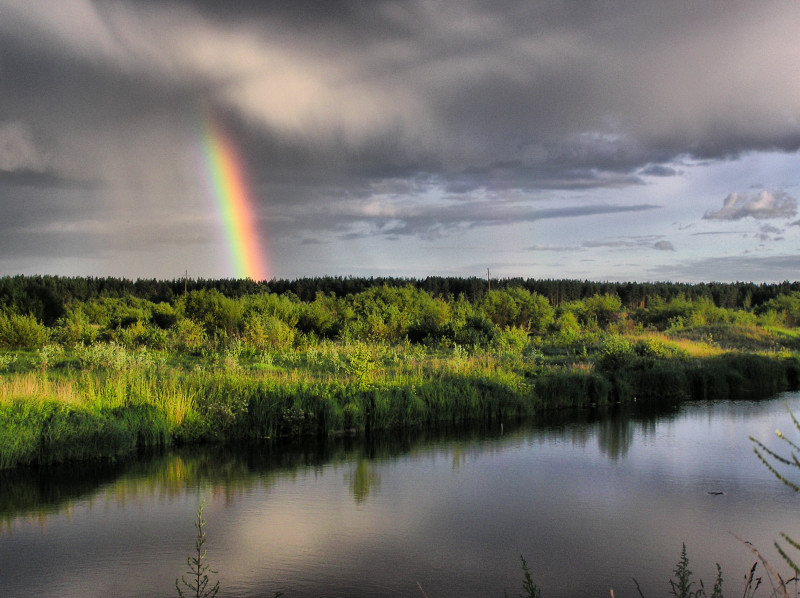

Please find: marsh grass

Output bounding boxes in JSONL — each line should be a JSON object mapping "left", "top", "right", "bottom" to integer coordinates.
{"left": 1, "top": 335, "right": 798, "bottom": 469}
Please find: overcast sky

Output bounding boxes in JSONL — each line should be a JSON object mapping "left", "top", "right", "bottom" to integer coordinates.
{"left": 1, "top": 0, "right": 799, "bottom": 283}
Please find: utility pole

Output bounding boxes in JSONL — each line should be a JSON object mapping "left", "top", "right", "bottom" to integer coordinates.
{"left": 487, "top": 268, "right": 490, "bottom": 291}
{"left": 184, "top": 270, "right": 188, "bottom": 296}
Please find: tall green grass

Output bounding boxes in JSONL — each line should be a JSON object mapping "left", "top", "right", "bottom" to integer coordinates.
{"left": 1, "top": 339, "right": 799, "bottom": 470}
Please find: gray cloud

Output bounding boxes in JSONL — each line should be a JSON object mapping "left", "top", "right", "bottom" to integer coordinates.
{"left": 1, "top": 0, "right": 799, "bottom": 279}
{"left": 582, "top": 236, "right": 674, "bottom": 252}
{"left": 0, "top": 121, "right": 49, "bottom": 172}
{"left": 754, "top": 224, "right": 784, "bottom": 242}
{"left": 703, "top": 190, "right": 798, "bottom": 221}
{"left": 526, "top": 244, "right": 581, "bottom": 253}
{"left": 4, "top": 0, "right": 800, "bottom": 190}
{"left": 653, "top": 240, "right": 675, "bottom": 251}
{"left": 638, "top": 164, "right": 681, "bottom": 178}
{"left": 650, "top": 254, "right": 800, "bottom": 284}
{"left": 273, "top": 199, "right": 660, "bottom": 241}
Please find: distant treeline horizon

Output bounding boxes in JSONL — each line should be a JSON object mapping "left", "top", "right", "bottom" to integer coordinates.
{"left": 2, "top": 273, "right": 799, "bottom": 326}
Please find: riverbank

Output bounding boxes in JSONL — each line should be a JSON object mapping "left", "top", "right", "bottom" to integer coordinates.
{"left": 2, "top": 335, "right": 798, "bottom": 470}
{"left": 3, "top": 277, "right": 800, "bottom": 469}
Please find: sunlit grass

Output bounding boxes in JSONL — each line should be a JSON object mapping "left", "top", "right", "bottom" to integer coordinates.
{"left": 1, "top": 329, "right": 798, "bottom": 469}
{"left": 0, "top": 372, "right": 81, "bottom": 404}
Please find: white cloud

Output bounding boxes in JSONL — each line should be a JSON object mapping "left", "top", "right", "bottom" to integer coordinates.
{"left": 703, "top": 190, "right": 797, "bottom": 221}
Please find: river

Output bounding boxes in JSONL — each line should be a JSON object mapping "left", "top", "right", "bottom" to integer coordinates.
{"left": 2, "top": 393, "right": 800, "bottom": 597}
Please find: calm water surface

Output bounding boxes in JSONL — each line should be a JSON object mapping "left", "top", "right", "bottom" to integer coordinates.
{"left": 3, "top": 394, "right": 800, "bottom": 597}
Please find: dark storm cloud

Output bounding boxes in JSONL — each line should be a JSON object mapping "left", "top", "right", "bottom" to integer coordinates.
{"left": 1, "top": 0, "right": 800, "bottom": 275}
{"left": 6, "top": 0, "right": 799, "bottom": 180}
{"left": 638, "top": 164, "right": 681, "bottom": 178}
{"left": 277, "top": 200, "right": 659, "bottom": 241}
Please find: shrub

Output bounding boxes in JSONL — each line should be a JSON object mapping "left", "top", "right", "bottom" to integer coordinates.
{"left": 169, "top": 319, "right": 208, "bottom": 354}
{"left": 151, "top": 302, "right": 178, "bottom": 329}
{"left": 494, "top": 325, "right": 530, "bottom": 353}
{"left": 56, "top": 306, "right": 99, "bottom": 346}
{"left": 243, "top": 314, "right": 295, "bottom": 351}
{"left": 597, "top": 334, "right": 634, "bottom": 371}
{"left": 634, "top": 338, "right": 686, "bottom": 359}
{"left": 181, "top": 289, "right": 243, "bottom": 338}
{"left": 0, "top": 312, "right": 49, "bottom": 349}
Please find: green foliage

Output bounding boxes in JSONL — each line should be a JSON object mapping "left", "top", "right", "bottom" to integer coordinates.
{"left": 0, "top": 311, "right": 49, "bottom": 349}
{"left": 342, "top": 342, "right": 376, "bottom": 387}
{"left": 407, "top": 291, "right": 452, "bottom": 343}
{"left": 0, "top": 399, "right": 49, "bottom": 469}
{"left": 55, "top": 305, "right": 99, "bottom": 346}
{"left": 634, "top": 338, "right": 686, "bottom": 360}
{"left": 243, "top": 314, "right": 295, "bottom": 351}
{"left": 553, "top": 310, "right": 581, "bottom": 344}
{"left": 636, "top": 295, "right": 695, "bottom": 330}
{"left": 169, "top": 318, "right": 207, "bottom": 354}
{"left": 670, "top": 544, "right": 699, "bottom": 598}
{"left": 74, "top": 342, "right": 158, "bottom": 371}
{"left": 454, "top": 313, "right": 498, "bottom": 348}
{"left": 494, "top": 326, "right": 530, "bottom": 353}
{"left": 1, "top": 274, "right": 799, "bottom": 471}
{"left": 39, "top": 404, "right": 136, "bottom": 464}
{"left": 176, "top": 500, "right": 221, "bottom": 598}
{"left": 534, "top": 367, "right": 611, "bottom": 407}
{"left": 37, "top": 343, "right": 64, "bottom": 372}
{"left": 480, "top": 288, "right": 554, "bottom": 333}
{"left": 582, "top": 293, "right": 624, "bottom": 329}
{"left": 758, "top": 292, "right": 800, "bottom": 328}
{"left": 0, "top": 352, "right": 16, "bottom": 372}
{"left": 297, "top": 292, "right": 348, "bottom": 338}
{"left": 151, "top": 302, "right": 178, "bottom": 329}
{"left": 181, "top": 289, "right": 243, "bottom": 341}
{"left": 597, "top": 334, "right": 634, "bottom": 371}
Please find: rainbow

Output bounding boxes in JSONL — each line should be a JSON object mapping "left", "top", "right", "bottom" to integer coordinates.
{"left": 199, "top": 109, "right": 270, "bottom": 281}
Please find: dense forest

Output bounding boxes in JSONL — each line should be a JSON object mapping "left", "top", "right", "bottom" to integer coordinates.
{"left": 0, "top": 274, "right": 799, "bottom": 353}
{"left": 1, "top": 274, "right": 799, "bottom": 330}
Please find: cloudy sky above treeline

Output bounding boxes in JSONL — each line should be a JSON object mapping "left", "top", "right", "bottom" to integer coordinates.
{"left": 1, "top": 0, "right": 799, "bottom": 282}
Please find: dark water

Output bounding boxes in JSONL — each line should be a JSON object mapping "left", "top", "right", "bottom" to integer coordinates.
{"left": 3, "top": 394, "right": 800, "bottom": 597}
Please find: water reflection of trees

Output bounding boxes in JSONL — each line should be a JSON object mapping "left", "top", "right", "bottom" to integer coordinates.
{"left": 594, "top": 402, "right": 675, "bottom": 460}
{"left": 0, "top": 402, "right": 683, "bottom": 524}
{"left": 346, "top": 459, "right": 381, "bottom": 503}
{"left": 596, "top": 414, "right": 634, "bottom": 460}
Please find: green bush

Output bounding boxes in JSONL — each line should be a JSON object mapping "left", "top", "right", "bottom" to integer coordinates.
{"left": 0, "top": 312, "right": 49, "bottom": 349}
{"left": 181, "top": 289, "right": 243, "bottom": 339}
{"left": 597, "top": 334, "right": 634, "bottom": 371}
{"left": 169, "top": 318, "right": 208, "bottom": 354}
{"left": 243, "top": 314, "right": 295, "bottom": 351}
{"left": 494, "top": 325, "right": 530, "bottom": 353}
{"left": 55, "top": 306, "right": 99, "bottom": 346}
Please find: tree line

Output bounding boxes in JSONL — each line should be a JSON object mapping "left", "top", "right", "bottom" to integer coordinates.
{"left": 1, "top": 274, "right": 799, "bottom": 327}
{"left": 1, "top": 274, "right": 799, "bottom": 352}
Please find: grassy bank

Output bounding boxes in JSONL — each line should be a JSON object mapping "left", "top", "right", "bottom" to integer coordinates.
{"left": 2, "top": 334, "right": 799, "bottom": 470}
{"left": 3, "top": 278, "right": 800, "bottom": 469}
